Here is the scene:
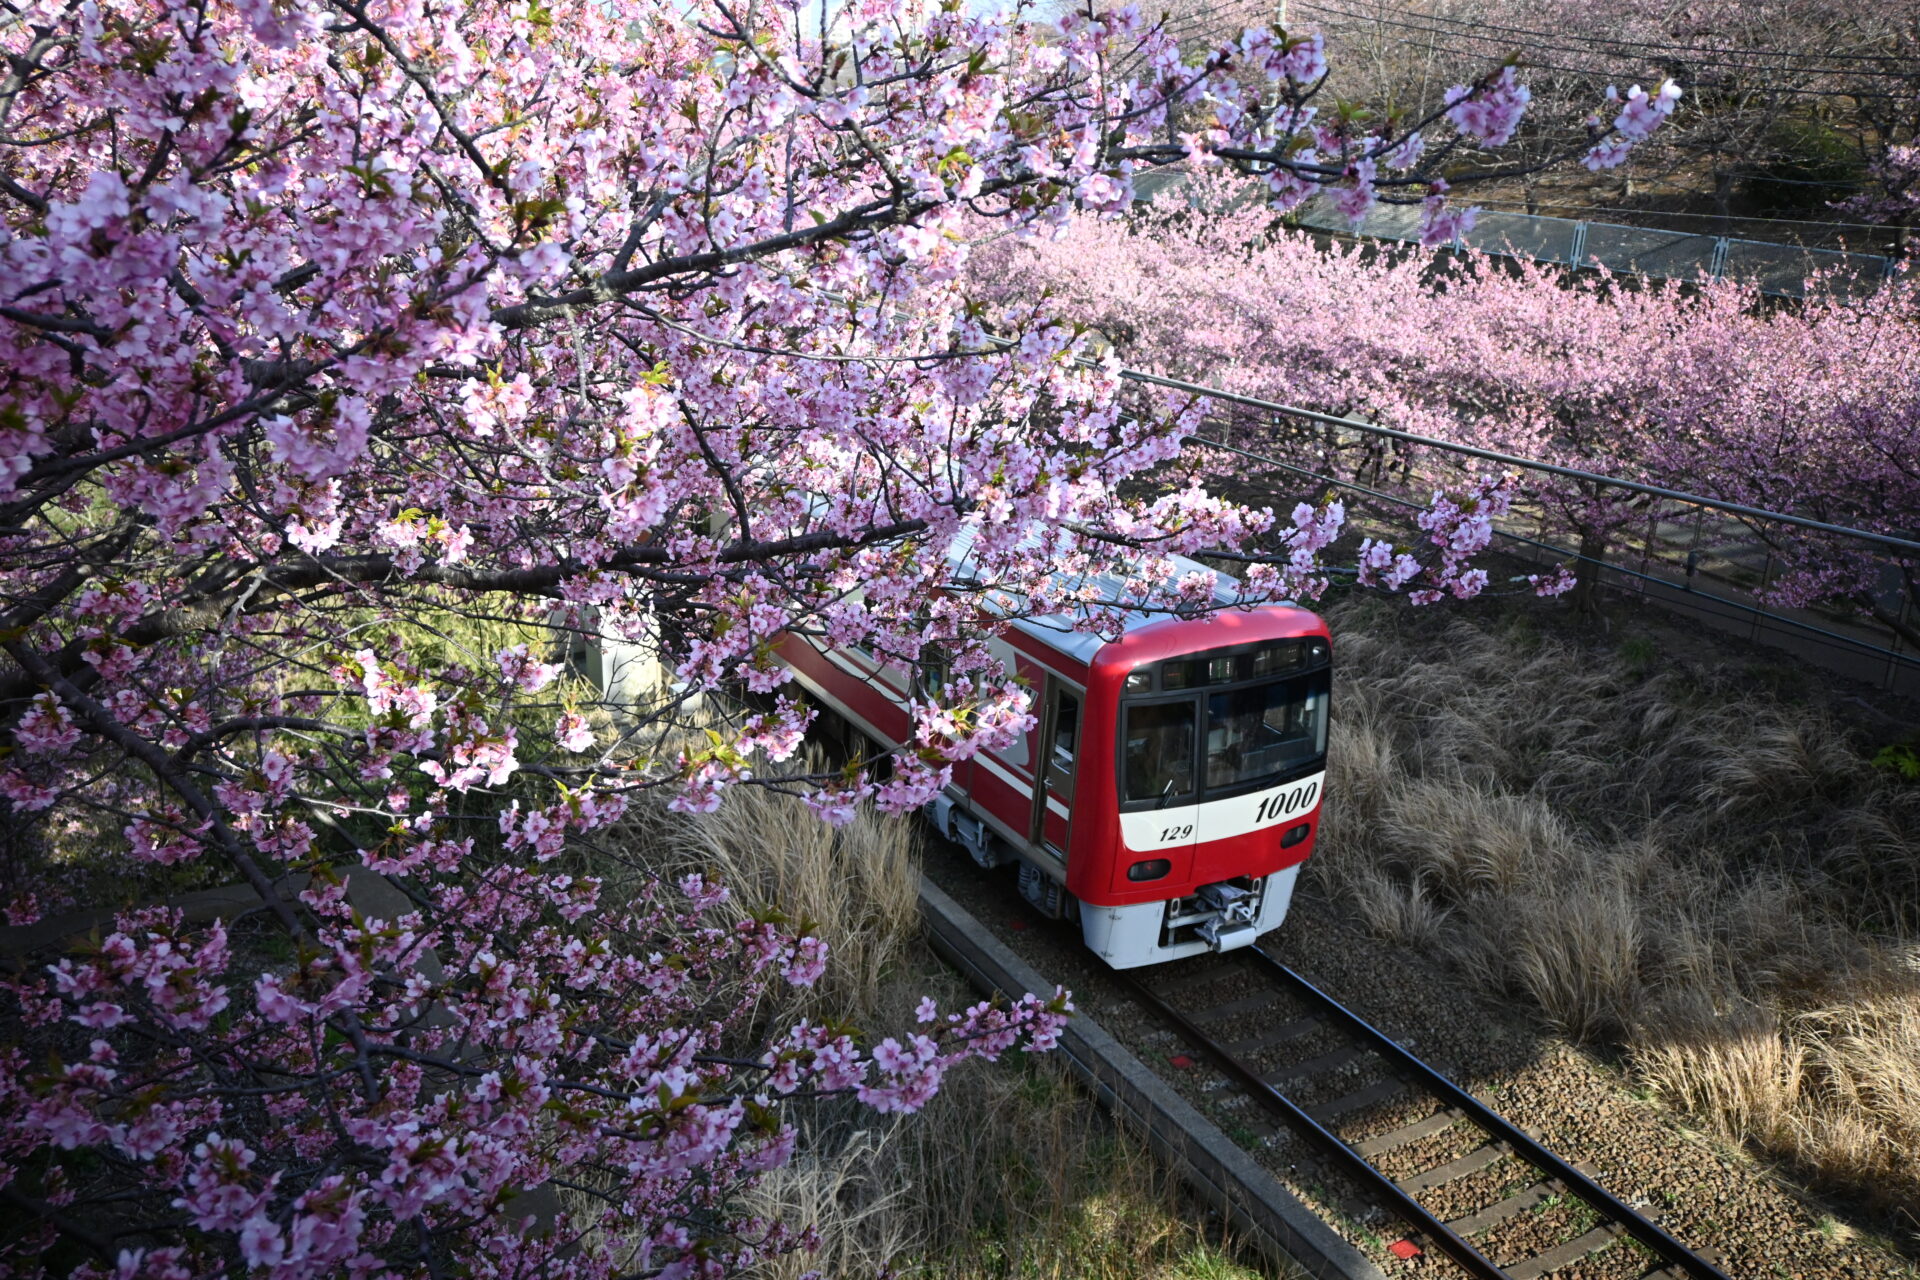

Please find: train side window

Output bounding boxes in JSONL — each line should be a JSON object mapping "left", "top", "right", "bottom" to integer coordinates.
{"left": 915, "top": 645, "right": 950, "bottom": 698}
{"left": 985, "top": 637, "right": 1029, "bottom": 769}
{"left": 1052, "top": 692, "right": 1080, "bottom": 768}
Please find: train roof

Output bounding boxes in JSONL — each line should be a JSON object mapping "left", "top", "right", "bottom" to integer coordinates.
{"left": 944, "top": 525, "right": 1318, "bottom": 666}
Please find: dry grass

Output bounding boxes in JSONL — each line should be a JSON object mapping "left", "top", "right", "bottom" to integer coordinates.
{"left": 746, "top": 1013, "right": 1269, "bottom": 1280}
{"left": 1311, "top": 594, "right": 1920, "bottom": 1236}
{"left": 628, "top": 769, "right": 923, "bottom": 1023}
{"left": 615, "top": 771, "right": 1272, "bottom": 1279}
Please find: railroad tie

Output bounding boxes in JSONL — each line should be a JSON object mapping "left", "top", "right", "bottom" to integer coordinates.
{"left": 1262, "top": 1044, "right": 1367, "bottom": 1085}
{"left": 1351, "top": 1107, "right": 1464, "bottom": 1158}
{"left": 1193, "top": 989, "right": 1293, "bottom": 1024}
{"left": 1224, "top": 1014, "right": 1323, "bottom": 1056}
{"left": 1153, "top": 962, "right": 1236, "bottom": 997}
{"left": 1640, "top": 1268, "right": 1692, "bottom": 1280}
{"left": 1305, "top": 1076, "right": 1405, "bottom": 1123}
{"left": 1503, "top": 1221, "right": 1628, "bottom": 1280}
{"left": 1640, "top": 1255, "right": 1724, "bottom": 1280}
{"left": 1443, "top": 1182, "right": 1557, "bottom": 1236}
{"left": 1393, "top": 1141, "right": 1507, "bottom": 1195}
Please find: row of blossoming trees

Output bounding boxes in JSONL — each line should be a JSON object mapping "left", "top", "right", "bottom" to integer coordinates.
{"left": 0, "top": 0, "right": 1690, "bottom": 1272}
{"left": 977, "top": 177, "right": 1920, "bottom": 641}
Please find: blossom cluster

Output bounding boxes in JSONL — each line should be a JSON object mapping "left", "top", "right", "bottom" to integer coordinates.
{"left": 3, "top": 869, "right": 1071, "bottom": 1279}
{"left": 0, "top": 0, "right": 1719, "bottom": 1270}
{"left": 976, "top": 173, "right": 1920, "bottom": 627}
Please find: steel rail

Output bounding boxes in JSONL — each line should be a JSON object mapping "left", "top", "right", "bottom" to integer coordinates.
{"left": 1119, "top": 950, "right": 1733, "bottom": 1280}
{"left": 1111, "top": 964, "right": 1517, "bottom": 1280}
{"left": 1246, "top": 947, "right": 1733, "bottom": 1280}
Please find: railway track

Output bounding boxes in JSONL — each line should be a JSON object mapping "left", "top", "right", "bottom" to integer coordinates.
{"left": 1117, "top": 947, "right": 1733, "bottom": 1280}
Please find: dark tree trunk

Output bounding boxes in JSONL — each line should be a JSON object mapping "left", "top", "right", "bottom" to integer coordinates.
{"left": 1568, "top": 527, "right": 1611, "bottom": 617}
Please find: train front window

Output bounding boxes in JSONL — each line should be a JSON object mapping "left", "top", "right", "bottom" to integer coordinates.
{"left": 1122, "top": 701, "right": 1197, "bottom": 804}
{"left": 1204, "top": 675, "right": 1329, "bottom": 792}
{"left": 1118, "top": 646, "right": 1331, "bottom": 809}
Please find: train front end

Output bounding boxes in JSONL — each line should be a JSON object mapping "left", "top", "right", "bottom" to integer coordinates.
{"left": 1069, "top": 610, "right": 1331, "bottom": 969}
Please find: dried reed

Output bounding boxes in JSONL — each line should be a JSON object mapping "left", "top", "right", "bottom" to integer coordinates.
{"left": 1312, "top": 594, "right": 1920, "bottom": 1232}
{"left": 616, "top": 762, "right": 1274, "bottom": 1277}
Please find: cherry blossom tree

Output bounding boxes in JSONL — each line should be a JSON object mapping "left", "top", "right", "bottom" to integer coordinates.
{"left": 976, "top": 173, "right": 1920, "bottom": 629}
{"left": 1840, "top": 135, "right": 1920, "bottom": 250}
{"left": 0, "top": 0, "right": 1683, "bottom": 1272}
{"left": 1612, "top": 272, "right": 1920, "bottom": 645}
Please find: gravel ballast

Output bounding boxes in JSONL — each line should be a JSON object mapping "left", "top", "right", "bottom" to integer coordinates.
{"left": 922, "top": 839, "right": 1918, "bottom": 1280}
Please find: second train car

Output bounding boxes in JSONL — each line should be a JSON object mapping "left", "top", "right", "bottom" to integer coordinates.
{"left": 776, "top": 555, "right": 1331, "bottom": 969}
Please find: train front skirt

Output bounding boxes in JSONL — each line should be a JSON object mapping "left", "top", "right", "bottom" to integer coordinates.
{"left": 1081, "top": 864, "right": 1299, "bottom": 969}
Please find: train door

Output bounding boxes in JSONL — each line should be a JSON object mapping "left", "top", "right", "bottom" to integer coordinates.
{"left": 1031, "top": 679, "right": 1081, "bottom": 861}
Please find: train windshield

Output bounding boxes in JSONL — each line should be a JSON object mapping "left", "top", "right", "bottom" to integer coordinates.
{"left": 1121, "top": 701, "right": 1199, "bottom": 806}
{"left": 1204, "top": 678, "right": 1328, "bottom": 792}
{"left": 1121, "top": 665, "right": 1330, "bottom": 806}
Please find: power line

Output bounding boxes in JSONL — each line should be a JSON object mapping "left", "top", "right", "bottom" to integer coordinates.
{"left": 1301, "top": 0, "right": 1920, "bottom": 68}
{"left": 1289, "top": 1, "right": 1918, "bottom": 96}
{"left": 1293, "top": 0, "right": 1920, "bottom": 80}
{"left": 1139, "top": 0, "right": 1919, "bottom": 96}
{"left": 1155, "top": 2, "right": 1266, "bottom": 44}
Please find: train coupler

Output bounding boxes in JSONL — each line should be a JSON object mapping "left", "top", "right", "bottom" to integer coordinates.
{"left": 1195, "top": 882, "right": 1260, "bottom": 952}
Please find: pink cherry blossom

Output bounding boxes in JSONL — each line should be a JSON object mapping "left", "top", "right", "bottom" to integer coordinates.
{"left": 1445, "top": 66, "right": 1533, "bottom": 148}
{"left": 0, "top": 0, "right": 1704, "bottom": 1271}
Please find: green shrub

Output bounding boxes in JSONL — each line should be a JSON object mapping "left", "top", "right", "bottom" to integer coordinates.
{"left": 1743, "top": 117, "right": 1866, "bottom": 215}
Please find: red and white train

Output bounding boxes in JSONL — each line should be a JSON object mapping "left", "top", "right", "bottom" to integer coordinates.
{"left": 776, "top": 556, "right": 1331, "bottom": 969}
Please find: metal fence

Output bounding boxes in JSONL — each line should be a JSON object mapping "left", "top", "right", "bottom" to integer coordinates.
{"left": 1131, "top": 170, "right": 1897, "bottom": 297}
{"left": 1099, "top": 360, "right": 1920, "bottom": 694}
{"left": 1188, "top": 413, "right": 1920, "bottom": 697}
{"left": 1292, "top": 197, "right": 1896, "bottom": 298}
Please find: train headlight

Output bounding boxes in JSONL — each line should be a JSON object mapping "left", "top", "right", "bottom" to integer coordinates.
{"left": 1280, "top": 822, "right": 1312, "bottom": 848}
{"left": 1125, "top": 670, "right": 1152, "bottom": 693}
{"left": 1308, "top": 640, "right": 1329, "bottom": 663}
{"left": 1127, "top": 858, "right": 1172, "bottom": 882}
